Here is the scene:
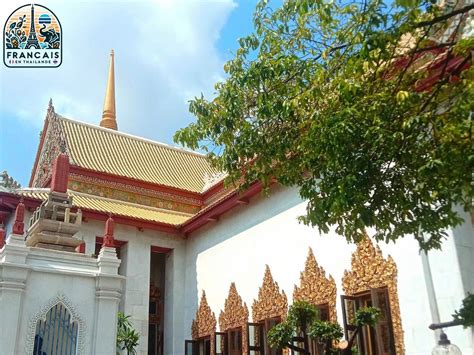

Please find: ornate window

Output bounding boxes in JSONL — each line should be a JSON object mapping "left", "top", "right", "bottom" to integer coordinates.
{"left": 341, "top": 237, "right": 405, "bottom": 355}
{"left": 250, "top": 265, "right": 288, "bottom": 355}
{"left": 33, "top": 302, "right": 79, "bottom": 355}
{"left": 186, "top": 291, "right": 217, "bottom": 355}
{"left": 218, "top": 283, "right": 249, "bottom": 355}
{"left": 293, "top": 248, "right": 338, "bottom": 355}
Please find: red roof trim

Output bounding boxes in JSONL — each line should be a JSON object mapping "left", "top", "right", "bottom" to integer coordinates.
{"left": 180, "top": 182, "right": 264, "bottom": 236}
{"left": 0, "top": 179, "right": 268, "bottom": 238}
{"left": 0, "top": 191, "right": 180, "bottom": 235}
{"left": 202, "top": 180, "right": 225, "bottom": 201}
{"left": 82, "top": 210, "right": 179, "bottom": 234}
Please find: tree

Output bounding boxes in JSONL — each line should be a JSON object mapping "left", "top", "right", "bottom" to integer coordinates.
{"left": 266, "top": 300, "right": 381, "bottom": 354}
{"left": 175, "top": 0, "right": 473, "bottom": 250}
{"left": 452, "top": 293, "right": 474, "bottom": 328}
{"left": 116, "top": 312, "right": 140, "bottom": 355}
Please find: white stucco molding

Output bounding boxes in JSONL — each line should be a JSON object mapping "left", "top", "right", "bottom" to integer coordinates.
{"left": 25, "top": 292, "right": 86, "bottom": 355}
{"left": 1, "top": 233, "right": 28, "bottom": 264}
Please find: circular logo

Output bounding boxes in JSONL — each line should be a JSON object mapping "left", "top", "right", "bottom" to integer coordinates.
{"left": 4, "top": 3, "right": 62, "bottom": 68}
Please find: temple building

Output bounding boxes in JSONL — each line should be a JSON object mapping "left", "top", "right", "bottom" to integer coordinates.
{"left": 0, "top": 49, "right": 472, "bottom": 355}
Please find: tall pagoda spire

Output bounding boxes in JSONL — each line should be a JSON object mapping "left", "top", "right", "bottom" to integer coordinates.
{"left": 100, "top": 50, "right": 117, "bottom": 130}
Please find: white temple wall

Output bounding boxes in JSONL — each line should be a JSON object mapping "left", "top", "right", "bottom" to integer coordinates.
{"left": 184, "top": 185, "right": 473, "bottom": 355}
{"left": 0, "top": 235, "right": 123, "bottom": 355}
{"left": 76, "top": 219, "right": 186, "bottom": 355}
{"left": 17, "top": 255, "right": 98, "bottom": 353}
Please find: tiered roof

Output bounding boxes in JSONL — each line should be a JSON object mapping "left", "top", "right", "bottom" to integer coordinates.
{"left": 57, "top": 116, "right": 218, "bottom": 192}
{"left": 2, "top": 51, "right": 257, "bottom": 236}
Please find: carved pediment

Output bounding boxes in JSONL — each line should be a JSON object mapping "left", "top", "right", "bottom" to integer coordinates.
{"left": 219, "top": 283, "right": 249, "bottom": 354}
{"left": 219, "top": 283, "right": 249, "bottom": 331}
{"left": 342, "top": 236, "right": 405, "bottom": 355}
{"left": 32, "top": 103, "right": 69, "bottom": 188}
{"left": 342, "top": 237, "right": 397, "bottom": 295}
{"left": 191, "top": 291, "right": 216, "bottom": 339}
{"left": 252, "top": 265, "right": 288, "bottom": 322}
{"left": 293, "top": 248, "right": 337, "bottom": 323}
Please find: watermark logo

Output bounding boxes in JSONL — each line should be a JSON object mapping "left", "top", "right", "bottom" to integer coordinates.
{"left": 4, "top": 4, "right": 62, "bottom": 68}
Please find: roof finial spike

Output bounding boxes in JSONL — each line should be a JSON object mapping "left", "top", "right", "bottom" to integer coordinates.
{"left": 48, "top": 98, "right": 55, "bottom": 113}
{"left": 100, "top": 49, "right": 118, "bottom": 130}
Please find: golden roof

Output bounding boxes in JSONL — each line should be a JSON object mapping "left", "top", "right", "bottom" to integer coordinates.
{"left": 58, "top": 116, "right": 218, "bottom": 192}
{"left": 18, "top": 189, "right": 191, "bottom": 226}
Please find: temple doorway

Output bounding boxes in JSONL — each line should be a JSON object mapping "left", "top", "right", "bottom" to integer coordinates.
{"left": 149, "top": 250, "right": 166, "bottom": 355}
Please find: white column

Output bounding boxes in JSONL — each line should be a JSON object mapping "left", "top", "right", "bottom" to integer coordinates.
{"left": 164, "top": 246, "right": 186, "bottom": 355}
{"left": 121, "top": 241, "right": 151, "bottom": 355}
{"left": 93, "top": 246, "right": 124, "bottom": 355}
{"left": 0, "top": 233, "right": 29, "bottom": 354}
{"left": 426, "top": 227, "right": 474, "bottom": 354}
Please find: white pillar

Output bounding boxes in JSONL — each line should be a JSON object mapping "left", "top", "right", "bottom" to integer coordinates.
{"left": 93, "top": 246, "right": 124, "bottom": 355}
{"left": 164, "top": 246, "right": 186, "bottom": 355}
{"left": 121, "top": 241, "right": 151, "bottom": 355}
{"left": 0, "top": 233, "right": 29, "bottom": 354}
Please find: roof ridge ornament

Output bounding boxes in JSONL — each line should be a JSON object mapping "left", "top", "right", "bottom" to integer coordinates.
{"left": 100, "top": 49, "right": 118, "bottom": 130}
{"left": 48, "top": 98, "right": 54, "bottom": 113}
{"left": 102, "top": 214, "right": 115, "bottom": 248}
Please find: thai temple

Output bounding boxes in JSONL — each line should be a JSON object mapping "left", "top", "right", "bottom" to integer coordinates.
{"left": 0, "top": 45, "right": 473, "bottom": 355}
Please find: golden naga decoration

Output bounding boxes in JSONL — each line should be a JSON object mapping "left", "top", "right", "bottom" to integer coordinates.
{"left": 342, "top": 237, "right": 405, "bottom": 355}
{"left": 219, "top": 283, "right": 249, "bottom": 354}
{"left": 191, "top": 291, "right": 217, "bottom": 354}
{"left": 293, "top": 248, "right": 338, "bottom": 323}
{"left": 252, "top": 265, "right": 288, "bottom": 322}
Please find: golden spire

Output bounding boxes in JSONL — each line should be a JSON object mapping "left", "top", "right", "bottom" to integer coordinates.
{"left": 100, "top": 50, "right": 117, "bottom": 130}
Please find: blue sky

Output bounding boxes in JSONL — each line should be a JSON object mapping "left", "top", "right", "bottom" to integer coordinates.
{"left": 0, "top": 0, "right": 258, "bottom": 186}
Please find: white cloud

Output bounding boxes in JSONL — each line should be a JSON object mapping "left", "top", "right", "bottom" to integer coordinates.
{"left": 0, "top": 0, "right": 236, "bottom": 143}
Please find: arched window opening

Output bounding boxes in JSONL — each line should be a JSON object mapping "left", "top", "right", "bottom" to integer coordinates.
{"left": 33, "top": 303, "right": 78, "bottom": 355}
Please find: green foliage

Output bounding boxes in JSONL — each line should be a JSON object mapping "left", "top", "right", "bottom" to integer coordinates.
{"left": 268, "top": 300, "right": 357, "bottom": 353}
{"left": 266, "top": 300, "right": 383, "bottom": 353}
{"left": 117, "top": 312, "right": 140, "bottom": 355}
{"left": 453, "top": 293, "right": 474, "bottom": 328}
{"left": 309, "top": 320, "right": 344, "bottom": 342}
{"left": 267, "top": 320, "right": 294, "bottom": 349}
{"left": 287, "top": 300, "right": 319, "bottom": 329}
{"left": 355, "top": 307, "right": 381, "bottom": 327}
{"left": 175, "top": 0, "right": 474, "bottom": 250}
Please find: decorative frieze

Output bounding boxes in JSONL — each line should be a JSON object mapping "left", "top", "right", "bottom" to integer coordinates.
{"left": 342, "top": 237, "right": 405, "bottom": 355}
{"left": 293, "top": 248, "right": 337, "bottom": 323}
{"left": 68, "top": 175, "right": 200, "bottom": 214}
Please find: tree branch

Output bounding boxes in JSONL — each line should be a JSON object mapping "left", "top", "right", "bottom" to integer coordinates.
{"left": 411, "top": 41, "right": 456, "bottom": 53}
{"left": 416, "top": 3, "right": 474, "bottom": 28}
